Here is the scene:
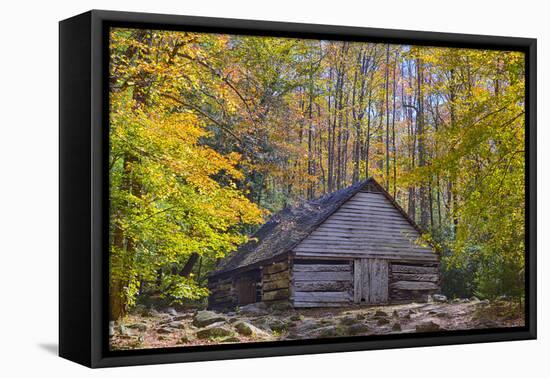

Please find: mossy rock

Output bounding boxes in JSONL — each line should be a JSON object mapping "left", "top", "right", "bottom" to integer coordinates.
{"left": 415, "top": 321, "right": 441, "bottom": 333}
{"left": 339, "top": 316, "right": 359, "bottom": 326}
{"left": 347, "top": 323, "right": 369, "bottom": 336}
{"left": 318, "top": 325, "right": 348, "bottom": 338}
{"left": 193, "top": 311, "right": 227, "bottom": 327}
{"left": 290, "top": 314, "right": 304, "bottom": 322}
{"left": 374, "top": 310, "right": 388, "bottom": 318}
{"left": 196, "top": 322, "right": 235, "bottom": 339}
{"left": 391, "top": 322, "right": 402, "bottom": 332}
{"left": 220, "top": 336, "right": 241, "bottom": 343}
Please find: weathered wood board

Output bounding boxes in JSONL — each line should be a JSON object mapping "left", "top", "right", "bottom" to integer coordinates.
{"left": 293, "top": 191, "right": 438, "bottom": 263}
{"left": 354, "top": 258, "right": 389, "bottom": 304}
{"left": 262, "top": 259, "right": 291, "bottom": 302}
{"left": 291, "top": 260, "right": 353, "bottom": 307}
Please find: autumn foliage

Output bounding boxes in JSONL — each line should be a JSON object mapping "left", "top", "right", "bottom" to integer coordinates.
{"left": 109, "top": 28, "right": 525, "bottom": 319}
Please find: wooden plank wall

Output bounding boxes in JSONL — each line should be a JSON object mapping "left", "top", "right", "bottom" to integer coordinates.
{"left": 291, "top": 259, "right": 353, "bottom": 308}
{"left": 261, "top": 259, "right": 290, "bottom": 302}
{"left": 293, "top": 190, "right": 438, "bottom": 263}
{"left": 389, "top": 262, "right": 440, "bottom": 302}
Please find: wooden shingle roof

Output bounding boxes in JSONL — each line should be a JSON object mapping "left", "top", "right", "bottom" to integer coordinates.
{"left": 210, "top": 178, "right": 432, "bottom": 277}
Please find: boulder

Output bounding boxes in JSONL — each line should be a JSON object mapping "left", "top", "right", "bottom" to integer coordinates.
{"left": 127, "top": 322, "right": 148, "bottom": 332}
{"left": 156, "top": 327, "right": 173, "bottom": 334}
{"left": 193, "top": 310, "right": 227, "bottom": 327}
{"left": 347, "top": 323, "right": 369, "bottom": 336}
{"left": 317, "top": 325, "right": 347, "bottom": 338}
{"left": 294, "top": 319, "right": 321, "bottom": 334}
{"left": 374, "top": 310, "right": 388, "bottom": 318}
{"left": 166, "top": 321, "right": 185, "bottom": 329}
{"left": 267, "top": 301, "right": 293, "bottom": 312}
{"left": 164, "top": 307, "right": 178, "bottom": 316}
{"left": 415, "top": 321, "right": 441, "bottom": 333}
{"left": 173, "top": 313, "right": 193, "bottom": 321}
{"left": 220, "top": 336, "right": 241, "bottom": 343}
{"left": 238, "top": 302, "right": 268, "bottom": 316}
{"left": 117, "top": 324, "right": 132, "bottom": 336}
{"left": 268, "top": 319, "right": 288, "bottom": 333}
{"left": 234, "top": 321, "right": 268, "bottom": 337}
{"left": 290, "top": 314, "right": 304, "bottom": 322}
{"left": 196, "top": 322, "right": 235, "bottom": 339}
{"left": 339, "top": 316, "right": 359, "bottom": 326}
{"left": 431, "top": 294, "right": 448, "bottom": 303}
{"left": 377, "top": 318, "right": 390, "bottom": 326}
{"left": 391, "top": 322, "right": 402, "bottom": 332}
{"left": 178, "top": 332, "right": 196, "bottom": 343}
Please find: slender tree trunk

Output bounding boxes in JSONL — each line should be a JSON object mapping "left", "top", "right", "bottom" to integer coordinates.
{"left": 392, "top": 50, "right": 398, "bottom": 198}
{"left": 385, "top": 44, "right": 390, "bottom": 190}
{"left": 416, "top": 57, "right": 430, "bottom": 230}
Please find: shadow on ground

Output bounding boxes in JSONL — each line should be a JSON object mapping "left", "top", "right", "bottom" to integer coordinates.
{"left": 38, "top": 343, "right": 58, "bottom": 355}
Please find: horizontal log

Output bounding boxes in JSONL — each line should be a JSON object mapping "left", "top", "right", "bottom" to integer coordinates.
{"left": 293, "top": 301, "right": 347, "bottom": 308}
{"left": 293, "top": 291, "right": 351, "bottom": 302}
{"left": 339, "top": 202, "right": 400, "bottom": 210}
{"left": 293, "top": 245, "right": 436, "bottom": 256}
{"left": 294, "top": 281, "right": 352, "bottom": 292}
{"left": 307, "top": 230, "right": 422, "bottom": 241}
{"left": 324, "top": 217, "right": 414, "bottom": 228}
{"left": 293, "top": 264, "right": 351, "bottom": 272}
{"left": 390, "top": 281, "right": 439, "bottom": 291}
{"left": 265, "top": 261, "right": 288, "bottom": 275}
{"left": 208, "top": 279, "right": 232, "bottom": 287}
{"left": 294, "top": 251, "right": 438, "bottom": 262}
{"left": 263, "top": 271, "right": 288, "bottom": 282}
{"left": 262, "top": 278, "right": 289, "bottom": 292}
{"left": 391, "top": 264, "right": 439, "bottom": 274}
{"left": 312, "top": 224, "right": 419, "bottom": 235}
{"left": 297, "top": 240, "right": 432, "bottom": 253}
{"left": 391, "top": 273, "right": 439, "bottom": 282}
{"left": 349, "top": 193, "right": 389, "bottom": 201}
{"left": 334, "top": 207, "right": 406, "bottom": 216}
{"left": 319, "top": 223, "right": 419, "bottom": 235}
{"left": 293, "top": 271, "right": 352, "bottom": 282}
{"left": 390, "top": 289, "right": 436, "bottom": 301}
{"left": 295, "top": 250, "right": 438, "bottom": 261}
{"left": 334, "top": 209, "right": 408, "bottom": 220}
{"left": 262, "top": 289, "right": 289, "bottom": 301}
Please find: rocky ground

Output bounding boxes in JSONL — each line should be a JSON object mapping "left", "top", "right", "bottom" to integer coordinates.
{"left": 110, "top": 297, "right": 525, "bottom": 350}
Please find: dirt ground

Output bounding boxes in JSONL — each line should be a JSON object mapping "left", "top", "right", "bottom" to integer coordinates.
{"left": 110, "top": 298, "right": 525, "bottom": 350}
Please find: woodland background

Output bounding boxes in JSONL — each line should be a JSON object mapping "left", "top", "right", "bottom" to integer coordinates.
{"left": 108, "top": 28, "right": 526, "bottom": 320}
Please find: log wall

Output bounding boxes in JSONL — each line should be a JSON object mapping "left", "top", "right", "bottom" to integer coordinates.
{"left": 291, "top": 259, "right": 353, "bottom": 308}
{"left": 261, "top": 258, "right": 290, "bottom": 303}
{"left": 207, "top": 276, "right": 237, "bottom": 310}
{"left": 389, "top": 262, "right": 440, "bottom": 302}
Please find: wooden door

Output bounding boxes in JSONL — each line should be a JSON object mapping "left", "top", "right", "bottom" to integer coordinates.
{"left": 236, "top": 277, "right": 257, "bottom": 305}
{"left": 354, "top": 258, "right": 389, "bottom": 304}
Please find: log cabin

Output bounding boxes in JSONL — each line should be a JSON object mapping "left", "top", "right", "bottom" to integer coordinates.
{"left": 207, "top": 178, "right": 440, "bottom": 310}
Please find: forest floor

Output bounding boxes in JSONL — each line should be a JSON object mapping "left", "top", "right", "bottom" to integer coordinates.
{"left": 110, "top": 298, "right": 525, "bottom": 350}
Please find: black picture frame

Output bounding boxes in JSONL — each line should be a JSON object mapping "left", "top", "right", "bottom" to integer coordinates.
{"left": 59, "top": 9, "right": 537, "bottom": 368}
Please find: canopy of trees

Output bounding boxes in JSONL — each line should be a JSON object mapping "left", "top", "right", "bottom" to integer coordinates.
{"left": 109, "top": 28, "right": 526, "bottom": 319}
